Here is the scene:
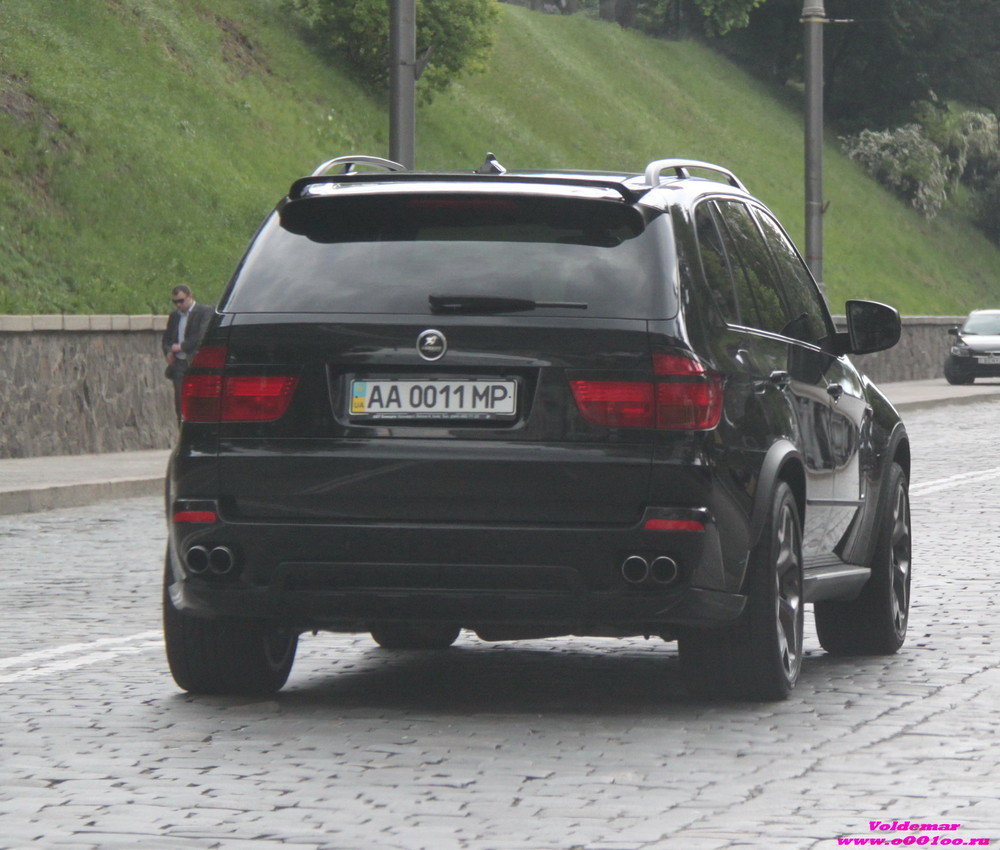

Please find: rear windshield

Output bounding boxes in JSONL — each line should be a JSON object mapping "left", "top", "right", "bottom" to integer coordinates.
{"left": 221, "top": 194, "right": 676, "bottom": 318}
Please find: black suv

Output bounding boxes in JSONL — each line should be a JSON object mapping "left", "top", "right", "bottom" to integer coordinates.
{"left": 164, "top": 155, "right": 911, "bottom": 701}
{"left": 944, "top": 309, "right": 1000, "bottom": 384}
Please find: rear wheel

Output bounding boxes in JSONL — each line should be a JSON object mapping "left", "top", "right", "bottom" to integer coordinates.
{"left": 370, "top": 623, "right": 461, "bottom": 650}
{"left": 678, "top": 481, "right": 803, "bottom": 701}
{"left": 163, "top": 558, "right": 298, "bottom": 694}
{"left": 815, "top": 462, "right": 911, "bottom": 655}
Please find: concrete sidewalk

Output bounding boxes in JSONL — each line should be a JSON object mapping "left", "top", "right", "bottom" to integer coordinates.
{"left": 2, "top": 378, "right": 1000, "bottom": 517}
{"left": 0, "top": 449, "right": 169, "bottom": 516}
{"left": 875, "top": 377, "right": 1000, "bottom": 410}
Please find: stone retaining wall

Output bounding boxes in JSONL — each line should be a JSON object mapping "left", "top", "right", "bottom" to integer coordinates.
{"left": 846, "top": 315, "right": 961, "bottom": 384}
{"left": 0, "top": 313, "right": 965, "bottom": 459}
{"left": 1, "top": 315, "right": 175, "bottom": 459}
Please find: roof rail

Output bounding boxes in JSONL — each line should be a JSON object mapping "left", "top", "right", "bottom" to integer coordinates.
{"left": 310, "top": 155, "right": 407, "bottom": 177}
{"left": 644, "top": 159, "right": 747, "bottom": 192}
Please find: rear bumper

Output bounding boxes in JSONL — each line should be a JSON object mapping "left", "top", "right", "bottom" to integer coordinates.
{"left": 170, "top": 579, "right": 745, "bottom": 635}
{"left": 167, "top": 505, "right": 745, "bottom": 635}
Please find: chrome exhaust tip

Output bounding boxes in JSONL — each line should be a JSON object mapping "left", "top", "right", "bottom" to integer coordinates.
{"left": 208, "top": 546, "right": 236, "bottom": 575}
{"left": 185, "top": 545, "right": 210, "bottom": 574}
{"left": 650, "top": 556, "right": 679, "bottom": 585}
{"left": 621, "top": 555, "right": 650, "bottom": 585}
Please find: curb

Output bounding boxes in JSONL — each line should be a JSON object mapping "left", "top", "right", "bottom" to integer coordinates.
{"left": 891, "top": 393, "right": 1000, "bottom": 413}
{"left": 0, "top": 477, "right": 165, "bottom": 517}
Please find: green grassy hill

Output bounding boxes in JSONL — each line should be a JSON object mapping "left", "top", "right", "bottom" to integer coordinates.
{"left": 1, "top": 0, "right": 997, "bottom": 315}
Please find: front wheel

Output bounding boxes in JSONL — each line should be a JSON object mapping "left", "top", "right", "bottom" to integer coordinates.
{"left": 943, "top": 358, "right": 974, "bottom": 385}
{"left": 679, "top": 481, "right": 803, "bottom": 701}
{"left": 815, "top": 462, "right": 911, "bottom": 655}
{"left": 163, "top": 558, "right": 298, "bottom": 695}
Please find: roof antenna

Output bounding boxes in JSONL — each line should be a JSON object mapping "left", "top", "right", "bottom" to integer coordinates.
{"left": 476, "top": 152, "right": 506, "bottom": 175}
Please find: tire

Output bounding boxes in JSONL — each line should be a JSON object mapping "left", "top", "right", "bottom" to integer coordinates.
{"left": 678, "top": 481, "right": 804, "bottom": 701}
{"left": 370, "top": 623, "right": 461, "bottom": 650}
{"left": 943, "top": 358, "right": 974, "bottom": 385}
{"left": 163, "top": 558, "right": 298, "bottom": 695}
{"left": 815, "top": 462, "right": 911, "bottom": 656}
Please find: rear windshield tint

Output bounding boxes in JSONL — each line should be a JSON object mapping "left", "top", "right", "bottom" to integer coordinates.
{"left": 221, "top": 194, "right": 676, "bottom": 318}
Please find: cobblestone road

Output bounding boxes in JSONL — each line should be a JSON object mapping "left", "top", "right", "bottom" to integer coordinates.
{"left": 2, "top": 402, "right": 999, "bottom": 849}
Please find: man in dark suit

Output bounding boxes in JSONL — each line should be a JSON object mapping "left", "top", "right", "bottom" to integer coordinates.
{"left": 162, "top": 284, "right": 214, "bottom": 422}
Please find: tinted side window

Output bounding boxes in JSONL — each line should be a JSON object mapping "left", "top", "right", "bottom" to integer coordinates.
{"left": 714, "top": 200, "right": 787, "bottom": 335}
{"left": 694, "top": 201, "right": 743, "bottom": 325}
{"left": 755, "top": 210, "right": 830, "bottom": 344}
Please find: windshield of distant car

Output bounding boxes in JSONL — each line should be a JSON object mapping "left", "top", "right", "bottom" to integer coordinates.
{"left": 962, "top": 314, "right": 1000, "bottom": 335}
{"left": 221, "top": 195, "right": 678, "bottom": 319}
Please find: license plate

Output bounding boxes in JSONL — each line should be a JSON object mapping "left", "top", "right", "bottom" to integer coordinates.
{"left": 977, "top": 355, "right": 1000, "bottom": 364}
{"left": 350, "top": 379, "right": 517, "bottom": 419}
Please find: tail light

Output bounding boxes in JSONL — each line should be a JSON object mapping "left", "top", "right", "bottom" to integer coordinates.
{"left": 219, "top": 375, "right": 299, "bottom": 421}
{"left": 173, "top": 510, "right": 218, "bottom": 524}
{"left": 644, "top": 518, "right": 705, "bottom": 531}
{"left": 568, "top": 381, "right": 654, "bottom": 429}
{"left": 570, "top": 352, "right": 722, "bottom": 430}
{"left": 181, "top": 345, "right": 300, "bottom": 423}
{"left": 652, "top": 353, "right": 723, "bottom": 430}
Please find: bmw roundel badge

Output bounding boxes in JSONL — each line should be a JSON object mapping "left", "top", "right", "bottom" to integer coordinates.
{"left": 417, "top": 329, "right": 447, "bottom": 361}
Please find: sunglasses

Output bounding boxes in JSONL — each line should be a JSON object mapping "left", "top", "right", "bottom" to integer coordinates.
{"left": 172, "top": 297, "right": 188, "bottom": 304}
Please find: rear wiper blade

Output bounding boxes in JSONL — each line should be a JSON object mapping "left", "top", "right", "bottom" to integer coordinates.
{"left": 429, "top": 295, "right": 588, "bottom": 314}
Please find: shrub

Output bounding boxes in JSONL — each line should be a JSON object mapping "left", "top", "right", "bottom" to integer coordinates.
{"left": 974, "top": 177, "right": 1000, "bottom": 243}
{"left": 841, "top": 125, "right": 950, "bottom": 218}
{"left": 914, "top": 101, "right": 1000, "bottom": 189}
{"left": 289, "top": 0, "right": 500, "bottom": 103}
{"left": 955, "top": 111, "right": 1000, "bottom": 191}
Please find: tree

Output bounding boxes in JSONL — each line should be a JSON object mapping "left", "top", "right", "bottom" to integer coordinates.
{"left": 714, "top": 0, "right": 1000, "bottom": 130}
{"left": 693, "top": 0, "right": 766, "bottom": 34}
{"left": 599, "top": 0, "right": 765, "bottom": 37}
{"left": 290, "top": 0, "right": 500, "bottom": 103}
{"left": 708, "top": 0, "right": 802, "bottom": 84}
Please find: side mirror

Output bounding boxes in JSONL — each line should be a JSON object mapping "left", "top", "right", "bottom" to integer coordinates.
{"left": 838, "top": 299, "right": 901, "bottom": 355}
{"left": 947, "top": 327, "right": 959, "bottom": 337}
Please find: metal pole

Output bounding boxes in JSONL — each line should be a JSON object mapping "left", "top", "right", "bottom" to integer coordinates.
{"left": 389, "top": 0, "right": 416, "bottom": 169}
{"left": 802, "top": 0, "right": 826, "bottom": 295}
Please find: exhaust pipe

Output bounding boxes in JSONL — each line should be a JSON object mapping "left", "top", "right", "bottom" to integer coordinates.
{"left": 621, "top": 555, "right": 649, "bottom": 585}
{"left": 650, "top": 556, "right": 679, "bottom": 586}
{"left": 208, "top": 546, "right": 236, "bottom": 576}
{"left": 621, "top": 554, "right": 680, "bottom": 587}
{"left": 185, "top": 545, "right": 210, "bottom": 574}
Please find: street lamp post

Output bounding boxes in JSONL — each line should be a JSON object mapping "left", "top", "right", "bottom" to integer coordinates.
{"left": 389, "top": 0, "right": 416, "bottom": 169}
{"left": 802, "top": 0, "right": 826, "bottom": 295}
